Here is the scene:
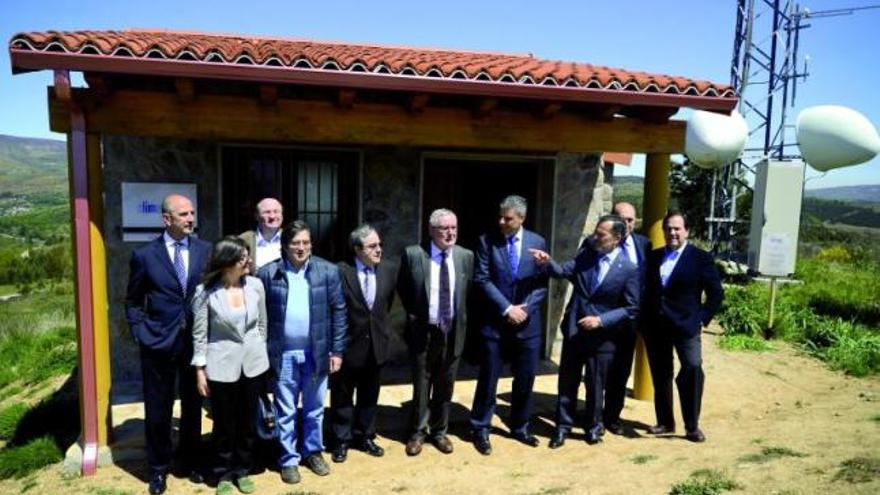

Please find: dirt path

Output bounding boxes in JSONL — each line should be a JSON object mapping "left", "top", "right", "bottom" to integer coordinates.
{"left": 4, "top": 330, "right": 879, "bottom": 494}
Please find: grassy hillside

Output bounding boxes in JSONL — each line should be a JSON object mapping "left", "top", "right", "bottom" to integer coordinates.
{"left": 0, "top": 135, "right": 67, "bottom": 196}
{"left": 805, "top": 184, "right": 880, "bottom": 204}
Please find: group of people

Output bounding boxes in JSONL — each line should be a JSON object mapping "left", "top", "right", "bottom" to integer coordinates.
{"left": 125, "top": 193, "right": 724, "bottom": 495}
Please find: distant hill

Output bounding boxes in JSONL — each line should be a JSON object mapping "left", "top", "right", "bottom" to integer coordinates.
{"left": 805, "top": 185, "right": 880, "bottom": 204}
{"left": 0, "top": 134, "right": 67, "bottom": 195}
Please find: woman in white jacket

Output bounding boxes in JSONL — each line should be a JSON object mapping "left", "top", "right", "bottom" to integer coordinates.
{"left": 192, "top": 236, "right": 269, "bottom": 495}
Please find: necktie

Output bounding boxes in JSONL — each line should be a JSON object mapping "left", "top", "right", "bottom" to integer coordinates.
{"left": 438, "top": 250, "right": 452, "bottom": 333}
{"left": 173, "top": 241, "right": 187, "bottom": 297}
{"left": 507, "top": 235, "right": 519, "bottom": 278}
{"left": 362, "top": 266, "right": 375, "bottom": 310}
{"left": 592, "top": 255, "right": 609, "bottom": 291}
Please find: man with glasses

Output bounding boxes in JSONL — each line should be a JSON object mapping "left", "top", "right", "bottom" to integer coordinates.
{"left": 398, "top": 209, "right": 474, "bottom": 456}
{"left": 257, "top": 220, "right": 347, "bottom": 484}
{"left": 329, "top": 225, "right": 397, "bottom": 462}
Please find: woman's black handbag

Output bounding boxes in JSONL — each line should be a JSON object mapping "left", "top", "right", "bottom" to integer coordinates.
{"left": 254, "top": 392, "right": 279, "bottom": 441}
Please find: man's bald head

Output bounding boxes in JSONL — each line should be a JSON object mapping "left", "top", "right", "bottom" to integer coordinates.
{"left": 161, "top": 194, "right": 195, "bottom": 240}
{"left": 255, "top": 197, "right": 284, "bottom": 235}
{"left": 613, "top": 202, "right": 637, "bottom": 237}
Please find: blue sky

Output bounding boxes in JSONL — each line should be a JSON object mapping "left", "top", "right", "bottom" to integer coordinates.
{"left": 1, "top": 0, "right": 878, "bottom": 189}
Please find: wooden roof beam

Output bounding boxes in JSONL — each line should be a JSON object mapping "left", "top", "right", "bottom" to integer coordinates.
{"left": 259, "top": 84, "right": 278, "bottom": 106}
{"left": 408, "top": 94, "right": 429, "bottom": 114}
{"left": 474, "top": 97, "right": 498, "bottom": 118}
{"left": 337, "top": 89, "right": 356, "bottom": 109}
{"left": 175, "top": 78, "right": 195, "bottom": 103}
{"left": 48, "top": 87, "right": 687, "bottom": 154}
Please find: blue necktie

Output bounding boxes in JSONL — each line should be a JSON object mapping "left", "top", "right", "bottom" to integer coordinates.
{"left": 173, "top": 241, "right": 188, "bottom": 297}
{"left": 362, "top": 266, "right": 375, "bottom": 310}
{"left": 507, "top": 235, "right": 519, "bottom": 278}
{"left": 438, "top": 250, "right": 452, "bottom": 333}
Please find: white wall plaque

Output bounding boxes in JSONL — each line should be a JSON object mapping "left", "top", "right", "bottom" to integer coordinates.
{"left": 121, "top": 182, "right": 198, "bottom": 242}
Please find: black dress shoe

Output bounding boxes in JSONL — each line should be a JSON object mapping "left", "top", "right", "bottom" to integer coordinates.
{"left": 473, "top": 436, "right": 492, "bottom": 455}
{"left": 647, "top": 424, "right": 675, "bottom": 435}
{"left": 512, "top": 432, "right": 540, "bottom": 447}
{"left": 148, "top": 473, "right": 167, "bottom": 495}
{"left": 331, "top": 443, "right": 349, "bottom": 463}
{"left": 605, "top": 422, "right": 624, "bottom": 435}
{"left": 685, "top": 428, "right": 706, "bottom": 443}
{"left": 585, "top": 431, "right": 603, "bottom": 445}
{"left": 357, "top": 438, "right": 385, "bottom": 457}
{"left": 173, "top": 465, "right": 204, "bottom": 484}
{"left": 548, "top": 432, "right": 567, "bottom": 449}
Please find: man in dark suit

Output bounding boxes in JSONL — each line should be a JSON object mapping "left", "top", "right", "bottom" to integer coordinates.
{"left": 469, "top": 195, "right": 548, "bottom": 455}
{"left": 643, "top": 210, "right": 723, "bottom": 443}
{"left": 603, "top": 202, "right": 651, "bottom": 434}
{"left": 330, "top": 224, "right": 397, "bottom": 463}
{"left": 398, "top": 208, "right": 474, "bottom": 456}
{"left": 532, "top": 214, "right": 640, "bottom": 447}
{"left": 125, "top": 194, "right": 211, "bottom": 495}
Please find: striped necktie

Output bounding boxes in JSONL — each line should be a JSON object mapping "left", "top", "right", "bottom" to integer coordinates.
{"left": 173, "top": 241, "right": 187, "bottom": 297}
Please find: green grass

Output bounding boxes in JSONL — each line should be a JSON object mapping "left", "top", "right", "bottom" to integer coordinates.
{"left": 0, "top": 403, "right": 29, "bottom": 440}
{"left": 0, "top": 436, "right": 63, "bottom": 479}
{"left": 716, "top": 252, "right": 880, "bottom": 376}
{"left": 0, "top": 325, "right": 77, "bottom": 390}
{"left": 718, "top": 334, "right": 774, "bottom": 352}
{"left": 631, "top": 454, "right": 658, "bottom": 464}
{"left": 738, "top": 446, "right": 807, "bottom": 464}
{"left": 669, "top": 469, "right": 741, "bottom": 495}
{"left": 833, "top": 457, "right": 880, "bottom": 483}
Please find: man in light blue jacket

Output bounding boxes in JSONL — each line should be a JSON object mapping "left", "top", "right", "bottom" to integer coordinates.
{"left": 257, "top": 220, "right": 347, "bottom": 485}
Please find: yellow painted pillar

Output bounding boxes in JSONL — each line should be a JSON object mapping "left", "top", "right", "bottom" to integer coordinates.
{"left": 87, "top": 134, "right": 111, "bottom": 446}
{"left": 632, "top": 152, "right": 670, "bottom": 400}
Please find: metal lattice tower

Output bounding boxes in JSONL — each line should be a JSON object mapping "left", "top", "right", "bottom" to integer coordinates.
{"left": 707, "top": 1, "right": 878, "bottom": 255}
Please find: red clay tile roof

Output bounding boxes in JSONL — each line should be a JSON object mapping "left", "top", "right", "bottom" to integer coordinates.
{"left": 9, "top": 29, "right": 737, "bottom": 106}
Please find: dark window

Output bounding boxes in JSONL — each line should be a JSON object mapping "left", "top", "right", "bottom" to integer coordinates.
{"left": 221, "top": 146, "right": 359, "bottom": 261}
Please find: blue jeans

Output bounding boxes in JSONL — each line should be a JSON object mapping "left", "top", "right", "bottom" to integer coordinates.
{"left": 274, "top": 350, "right": 328, "bottom": 467}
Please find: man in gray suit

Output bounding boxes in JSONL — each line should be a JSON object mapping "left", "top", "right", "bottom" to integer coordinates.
{"left": 532, "top": 215, "right": 640, "bottom": 447}
{"left": 397, "top": 208, "right": 474, "bottom": 456}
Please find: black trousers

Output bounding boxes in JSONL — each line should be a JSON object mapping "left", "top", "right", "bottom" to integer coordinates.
{"left": 410, "top": 325, "right": 461, "bottom": 439}
{"left": 603, "top": 321, "right": 637, "bottom": 425}
{"left": 140, "top": 345, "right": 202, "bottom": 476}
{"left": 645, "top": 330, "right": 704, "bottom": 431}
{"left": 330, "top": 351, "right": 382, "bottom": 445}
{"left": 208, "top": 373, "right": 263, "bottom": 481}
{"left": 555, "top": 334, "right": 613, "bottom": 434}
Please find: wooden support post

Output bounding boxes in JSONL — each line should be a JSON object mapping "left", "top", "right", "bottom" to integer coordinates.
{"left": 632, "top": 152, "right": 671, "bottom": 401}
{"left": 58, "top": 69, "right": 100, "bottom": 475}
{"left": 86, "top": 134, "right": 111, "bottom": 447}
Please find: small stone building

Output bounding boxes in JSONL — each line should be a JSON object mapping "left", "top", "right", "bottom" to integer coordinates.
{"left": 7, "top": 29, "right": 736, "bottom": 472}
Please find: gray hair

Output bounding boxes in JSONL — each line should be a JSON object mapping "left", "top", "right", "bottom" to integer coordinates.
{"left": 349, "top": 224, "right": 377, "bottom": 250}
{"left": 597, "top": 214, "right": 627, "bottom": 239}
{"left": 428, "top": 208, "right": 457, "bottom": 227}
{"left": 499, "top": 195, "right": 527, "bottom": 218}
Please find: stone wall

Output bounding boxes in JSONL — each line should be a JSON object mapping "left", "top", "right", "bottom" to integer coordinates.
{"left": 102, "top": 136, "right": 220, "bottom": 392}
{"left": 545, "top": 152, "right": 607, "bottom": 356}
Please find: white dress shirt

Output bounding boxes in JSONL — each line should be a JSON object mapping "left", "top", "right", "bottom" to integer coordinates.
{"left": 428, "top": 243, "right": 456, "bottom": 326}
{"left": 659, "top": 241, "right": 688, "bottom": 287}
{"left": 622, "top": 235, "right": 639, "bottom": 266}
{"left": 163, "top": 231, "right": 189, "bottom": 274}
{"left": 254, "top": 227, "right": 282, "bottom": 269}
{"left": 596, "top": 246, "right": 621, "bottom": 287}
